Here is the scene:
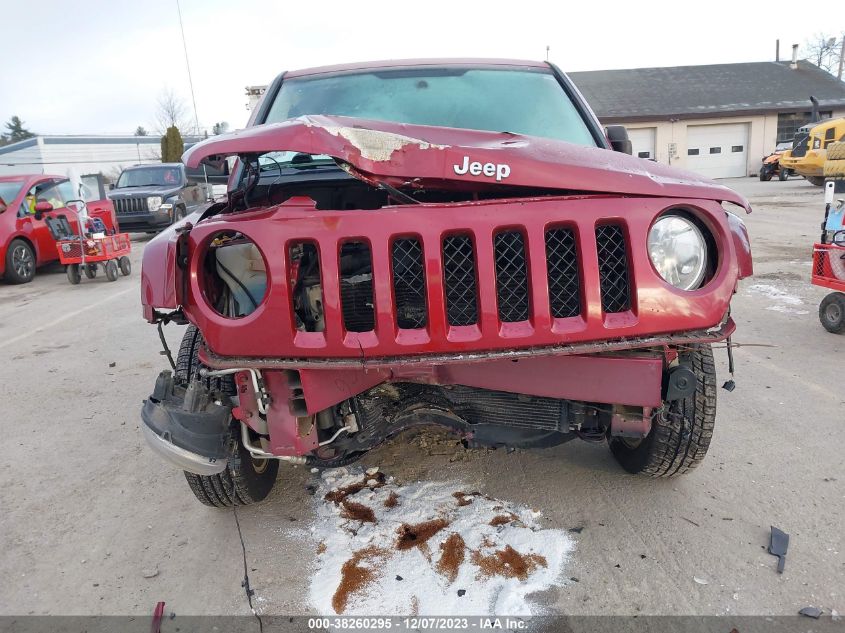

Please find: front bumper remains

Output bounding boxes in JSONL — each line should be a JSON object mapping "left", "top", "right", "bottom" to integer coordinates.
{"left": 140, "top": 370, "right": 232, "bottom": 475}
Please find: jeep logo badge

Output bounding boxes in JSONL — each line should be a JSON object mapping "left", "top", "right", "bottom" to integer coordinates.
{"left": 453, "top": 156, "right": 511, "bottom": 181}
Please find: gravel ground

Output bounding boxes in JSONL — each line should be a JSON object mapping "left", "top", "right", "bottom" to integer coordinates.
{"left": 0, "top": 177, "right": 843, "bottom": 618}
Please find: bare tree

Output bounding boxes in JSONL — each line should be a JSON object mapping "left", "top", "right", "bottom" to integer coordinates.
{"left": 154, "top": 88, "right": 192, "bottom": 135}
{"left": 801, "top": 33, "right": 843, "bottom": 74}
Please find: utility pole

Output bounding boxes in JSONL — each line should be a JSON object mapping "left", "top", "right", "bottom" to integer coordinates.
{"left": 546, "top": 45, "right": 550, "bottom": 61}
{"left": 838, "top": 33, "right": 844, "bottom": 81}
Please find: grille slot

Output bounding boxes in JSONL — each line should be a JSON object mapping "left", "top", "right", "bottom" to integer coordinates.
{"left": 494, "top": 231, "right": 530, "bottom": 322}
{"left": 113, "top": 197, "right": 146, "bottom": 213}
{"left": 392, "top": 238, "right": 427, "bottom": 329}
{"left": 595, "top": 224, "right": 631, "bottom": 313}
{"left": 443, "top": 234, "right": 478, "bottom": 326}
{"left": 339, "top": 242, "right": 375, "bottom": 332}
{"left": 545, "top": 228, "right": 580, "bottom": 318}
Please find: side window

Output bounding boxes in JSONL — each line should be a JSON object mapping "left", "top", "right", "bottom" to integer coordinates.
{"left": 56, "top": 180, "right": 75, "bottom": 204}
{"left": 19, "top": 185, "right": 38, "bottom": 217}
{"left": 33, "top": 181, "right": 66, "bottom": 209}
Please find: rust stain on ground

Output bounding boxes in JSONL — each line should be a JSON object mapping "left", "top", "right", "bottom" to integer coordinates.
{"left": 436, "top": 533, "right": 466, "bottom": 582}
{"left": 316, "top": 541, "right": 327, "bottom": 555}
{"left": 332, "top": 546, "right": 388, "bottom": 614}
{"left": 324, "top": 472, "right": 387, "bottom": 504}
{"left": 341, "top": 500, "right": 376, "bottom": 523}
{"left": 489, "top": 513, "right": 517, "bottom": 526}
{"left": 396, "top": 518, "right": 450, "bottom": 551}
{"left": 384, "top": 491, "right": 400, "bottom": 508}
{"left": 471, "top": 545, "right": 547, "bottom": 581}
{"left": 452, "top": 491, "right": 482, "bottom": 507}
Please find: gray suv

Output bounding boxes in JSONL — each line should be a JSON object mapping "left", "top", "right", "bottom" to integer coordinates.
{"left": 109, "top": 163, "right": 211, "bottom": 232}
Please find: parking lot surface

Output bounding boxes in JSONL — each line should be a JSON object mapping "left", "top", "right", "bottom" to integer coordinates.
{"left": 1, "top": 178, "right": 843, "bottom": 617}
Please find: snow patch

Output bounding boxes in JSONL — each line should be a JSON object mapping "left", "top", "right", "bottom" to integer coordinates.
{"left": 746, "top": 283, "right": 807, "bottom": 314}
{"left": 307, "top": 469, "right": 575, "bottom": 616}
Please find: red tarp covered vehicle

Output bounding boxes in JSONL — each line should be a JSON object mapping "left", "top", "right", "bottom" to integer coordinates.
{"left": 139, "top": 59, "right": 752, "bottom": 506}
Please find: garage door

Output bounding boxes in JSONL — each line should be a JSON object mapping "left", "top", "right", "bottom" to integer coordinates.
{"left": 628, "top": 128, "right": 656, "bottom": 160}
{"left": 685, "top": 123, "right": 749, "bottom": 179}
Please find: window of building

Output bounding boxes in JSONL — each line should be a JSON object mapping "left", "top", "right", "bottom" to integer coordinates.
{"left": 637, "top": 151, "right": 651, "bottom": 159}
{"left": 731, "top": 145, "right": 743, "bottom": 153}
{"left": 710, "top": 147, "right": 721, "bottom": 154}
{"left": 777, "top": 111, "right": 834, "bottom": 143}
{"left": 688, "top": 148, "right": 699, "bottom": 156}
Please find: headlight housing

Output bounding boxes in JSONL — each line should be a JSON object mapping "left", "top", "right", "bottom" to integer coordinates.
{"left": 147, "top": 196, "right": 163, "bottom": 212}
{"left": 647, "top": 214, "right": 708, "bottom": 290}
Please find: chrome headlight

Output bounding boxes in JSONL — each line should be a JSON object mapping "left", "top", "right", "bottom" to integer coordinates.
{"left": 147, "top": 196, "right": 163, "bottom": 212}
{"left": 647, "top": 215, "right": 708, "bottom": 290}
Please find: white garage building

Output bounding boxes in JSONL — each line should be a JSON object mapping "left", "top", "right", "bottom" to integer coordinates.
{"left": 569, "top": 60, "right": 845, "bottom": 178}
{"left": 0, "top": 134, "right": 204, "bottom": 180}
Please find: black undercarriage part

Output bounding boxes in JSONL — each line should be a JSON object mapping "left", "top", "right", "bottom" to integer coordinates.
{"left": 314, "top": 383, "right": 614, "bottom": 457}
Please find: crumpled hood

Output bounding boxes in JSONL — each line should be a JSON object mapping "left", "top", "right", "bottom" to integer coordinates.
{"left": 183, "top": 114, "right": 751, "bottom": 212}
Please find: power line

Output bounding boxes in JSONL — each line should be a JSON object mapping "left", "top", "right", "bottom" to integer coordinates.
{"left": 176, "top": 0, "right": 202, "bottom": 136}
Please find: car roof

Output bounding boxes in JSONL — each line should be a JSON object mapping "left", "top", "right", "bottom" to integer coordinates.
{"left": 124, "top": 163, "right": 182, "bottom": 170}
{"left": 285, "top": 58, "right": 549, "bottom": 79}
{"left": 0, "top": 174, "right": 65, "bottom": 184}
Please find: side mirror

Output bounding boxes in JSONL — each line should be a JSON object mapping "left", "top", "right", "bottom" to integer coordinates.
{"left": 606, "top": 125, "right": 632, "bottom": 155}
{"left": 833, "top": 230, "right": 845, "bottom": 247}
{"left": 33, "top": 201, "right": 53, "bottom": 220}
{"left": 108, "top": 183, "right": 115, "bottom": 191}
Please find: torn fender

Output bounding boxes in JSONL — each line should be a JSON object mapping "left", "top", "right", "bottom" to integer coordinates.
{"left": 183, "top": 114, "right": 752, "bottom": 212}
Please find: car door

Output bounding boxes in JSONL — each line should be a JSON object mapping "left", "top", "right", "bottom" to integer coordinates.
{"left": 79, "top": 173, "right": 117, "bottom": 232}
{"left": 17, "top": 178, "right": 70, "bottom": 264}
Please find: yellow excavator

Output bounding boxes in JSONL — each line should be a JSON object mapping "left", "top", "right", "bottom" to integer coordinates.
{"left": 780, "top": 97, "right": 845, "bottom": 186}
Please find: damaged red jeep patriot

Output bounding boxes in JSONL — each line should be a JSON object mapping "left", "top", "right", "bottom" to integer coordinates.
{"left": 140, "top": 59, "right": 752, "bottom": 506}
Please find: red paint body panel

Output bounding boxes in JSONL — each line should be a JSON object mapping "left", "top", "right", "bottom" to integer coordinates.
{"left": 183, "top": 115, "right": 752, "bottom": 212}
{"left": 297, "top": 354, "right": 664, "bottom": 413}
{"left": 0, "top": 174, "right": 116, "bottom": 278}
{"left": 284, "top": 58, "right": 548, "bottom": 79}
{"left": 172, "top": 195, "right": 740, "bottom": 360}
{"left": 264, "top": 370, "right": 318, "bottom": 456}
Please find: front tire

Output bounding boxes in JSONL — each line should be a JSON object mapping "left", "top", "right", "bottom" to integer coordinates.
{"left": 608, "top": 344, "right": 716, "bottom": 477}
{"left": 806, "top": 176, "right": 826, "bottom": 187}
{"left": 819, "top": 292, "right": 845, "bottom": 334}
{"left": 66, "top": 264, "right": 82, "bottom": 285}
{"left": 119, "top": 256, "right": 131, "bottom": 276}
{"left": 5, "top": 239, "right": 36, "bottom": 284}
{"left": 176, "top": 325, "right": 278, "bottom": 507}
{"left": 105, "top": 260, "right": 118, "bottom": 282}
{"left": 778, "top": 168, "right": 789, "bottom": 181}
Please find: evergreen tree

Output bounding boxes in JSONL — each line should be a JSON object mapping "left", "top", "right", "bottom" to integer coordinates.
{"left": 160, "top": 126, "right": 184, "bottom": 163}
{"left": 1, "top": 116, "right": 35, "bottom": 145}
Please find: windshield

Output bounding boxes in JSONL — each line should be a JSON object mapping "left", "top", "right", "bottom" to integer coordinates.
{"left": 0, "top": 181, "right": 24, "bottom": 212}
{"left": 117, "top": 166, "right": 181, "bottom": 188}
{"left": 266, "top": 67, "right": 598, "bottom": 150}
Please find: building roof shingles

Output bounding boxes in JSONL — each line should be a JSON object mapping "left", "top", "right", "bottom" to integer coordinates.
{"left": 569, "top": 61, "right": 845, "bottom": 121}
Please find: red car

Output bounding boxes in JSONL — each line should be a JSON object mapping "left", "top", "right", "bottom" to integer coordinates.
{"left": 140, "top": 59, "right": 753, "bottom": 506}
{"left": 0, "top": 174, "right": 117, "bottom": 283}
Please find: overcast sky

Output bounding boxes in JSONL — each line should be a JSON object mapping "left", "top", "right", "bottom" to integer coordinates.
{"left": 1, "top": 0, "right": 842, "bottom": 136}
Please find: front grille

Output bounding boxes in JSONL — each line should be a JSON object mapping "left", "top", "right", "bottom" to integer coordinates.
{"left": 113, "top": 197, "right": 147, "bottom": 214}
{"left": 595, "top": 224, "right": 631, "bottom": 313}
{"left": 494, "top": 231, "right": 530, "bottom": 322}
{"left": 339, "top": 242, "right": 375, "bottom": 332}
{"left": 545, "top": 228, "right": 580, "bottom": 318}
{"left": 443, "top": 235, "right": 478, "bottom": 326}
{"left": 392, "top": 238, "right": 427, "bottom": 329}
